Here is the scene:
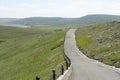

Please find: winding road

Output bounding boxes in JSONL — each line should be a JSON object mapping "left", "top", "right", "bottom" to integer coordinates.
{"left": 64, "top": 29, "right": 120, "bottom": 80}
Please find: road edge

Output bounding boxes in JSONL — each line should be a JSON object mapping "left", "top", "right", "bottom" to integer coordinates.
{"left": 57, "top": 67, "right": 72, "bottom": 80}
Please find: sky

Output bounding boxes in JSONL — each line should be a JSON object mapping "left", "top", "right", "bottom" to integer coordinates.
{"left": 0, "top": 0, "right": 120, "bottom": 18}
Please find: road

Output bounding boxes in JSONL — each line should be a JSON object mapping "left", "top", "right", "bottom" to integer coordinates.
{"left": 64, "top": 29, "right": 120, "bottom": 80}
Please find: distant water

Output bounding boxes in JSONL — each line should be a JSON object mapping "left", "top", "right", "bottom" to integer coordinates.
{"left": 0, "top": 24, "right": 29, "bottom": 28}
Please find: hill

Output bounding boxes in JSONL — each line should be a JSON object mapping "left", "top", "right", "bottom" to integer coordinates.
{"left": 74, "top": 14, "right": 120, "bottom": 26}
{"left": 0, "top": 26, "right": 66, "bottom": 80}
{"left": 1, "top": 14, "right": 120, "bottom": 27}
{"left": 76, "top": 21, "right": 120, "bottom": 67}
{"left": 7, "top": 17, "right": 72, "bottom": 27}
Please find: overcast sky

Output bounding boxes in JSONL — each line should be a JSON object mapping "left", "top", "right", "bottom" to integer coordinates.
{"left": 0, "top": 0, "right": 120, "bottom": 18}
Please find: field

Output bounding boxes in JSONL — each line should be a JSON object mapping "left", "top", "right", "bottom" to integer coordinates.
{"left": 0, "top": 26, "right": 66, "bottom": 80}
{"left": 76, "top": 22, "right": 120, "bottom": 67}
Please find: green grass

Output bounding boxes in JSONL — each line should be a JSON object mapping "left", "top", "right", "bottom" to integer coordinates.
{"left": 77, "top": 37, "right": 93, "bottom": 47}
{"left": 76, "top": 22, "right": 120, "bottom": 67}
{"left": 0, "top": 26, "right": 66, "bottom": 80}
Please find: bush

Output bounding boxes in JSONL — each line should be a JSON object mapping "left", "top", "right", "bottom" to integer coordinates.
{"left": 0, "top": 39, "right": 5, "bottom": 43}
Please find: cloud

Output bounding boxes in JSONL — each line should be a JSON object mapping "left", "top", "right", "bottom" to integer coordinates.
{"left": 0, "top": 4, "right": 49, "bottom": 18}
{"left": 112, "top": 3, "right": 120, "bottom": 7}
{"left": 0, "top": 0, "right": 120, "bottom": 18}
{"left": 0, "top": 6, "right": 6, "bottom": 10}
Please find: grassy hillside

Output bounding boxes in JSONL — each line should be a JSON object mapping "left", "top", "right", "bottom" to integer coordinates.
{"left": 76, "top": 21, "right": 120, "bottom": 67}
{"left": 0, "top": 26, "right": 66, "bottom": 80}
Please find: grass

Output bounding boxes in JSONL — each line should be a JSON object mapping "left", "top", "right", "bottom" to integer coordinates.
{"left": 76, "top": 22, "right": 120, "bottom": 67}
{"left": 77, "top": 37, "right": 93, "bottom": 47}
{"left": 0, "top": 26, "right": 66, "bottom": 80}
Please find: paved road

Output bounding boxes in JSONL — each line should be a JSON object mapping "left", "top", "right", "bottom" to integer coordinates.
{"left": 64, "top": 29, "right": 120, "bottom": 80}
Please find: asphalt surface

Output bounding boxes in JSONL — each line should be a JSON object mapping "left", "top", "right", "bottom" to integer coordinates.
{"left": 64, "top": 29, "right": 120, "bottom": 80}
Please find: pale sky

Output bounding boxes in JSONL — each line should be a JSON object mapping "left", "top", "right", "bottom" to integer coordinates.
{"left": 0, "top": 0, "right": 120, "bottom": 18}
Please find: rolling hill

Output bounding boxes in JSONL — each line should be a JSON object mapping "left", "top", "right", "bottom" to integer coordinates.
{"left": 76, "top": 21, "right": 120, "bottom": 67}
{"left": 0, "top": 14, "right": 120, "bottom": 27}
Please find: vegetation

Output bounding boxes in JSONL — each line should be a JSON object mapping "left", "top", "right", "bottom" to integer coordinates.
{"left": 76, "top": 21, "right": 120, "bottom": 67}
{"left": 0, "top": 26, "right": 66, "bottom": 80}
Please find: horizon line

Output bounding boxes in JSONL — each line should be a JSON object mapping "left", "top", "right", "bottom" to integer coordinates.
{"left": 0, "top": 14, "right": 120, "bottom": 19}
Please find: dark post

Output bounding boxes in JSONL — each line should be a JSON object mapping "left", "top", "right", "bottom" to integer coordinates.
{"left": 52, "top": 70, "right": 56, "bottom": 80}
{"left": 66, "top": 61, "right": 68, "bottom": 70}
{"left": 36, "top": 76, "right": 40, "bottom": 80}
{"left": 61, "top": 65, "right": 64, "bottom": 75}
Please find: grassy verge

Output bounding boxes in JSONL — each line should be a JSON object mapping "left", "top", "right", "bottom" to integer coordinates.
{"left": 76, "top": 22, "right": 120, "bottom": 67}
{"left": 0, "top": 26, "right": 66, "bottom": 80}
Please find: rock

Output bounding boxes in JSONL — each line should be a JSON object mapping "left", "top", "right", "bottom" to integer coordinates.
{"left": 112, "top": 32, "right": 120, "bottom": 39}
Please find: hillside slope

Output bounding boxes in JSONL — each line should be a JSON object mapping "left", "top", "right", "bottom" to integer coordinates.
{"left": 76, "top": 21, "right": 120, "bottom": 67}
{"left": 0, "top": 26, "right": 66, "bottom": 80}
